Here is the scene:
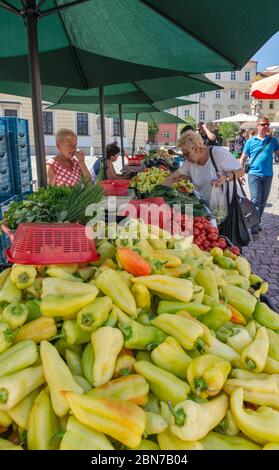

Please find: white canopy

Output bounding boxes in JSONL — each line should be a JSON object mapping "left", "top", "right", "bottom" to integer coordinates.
{"left": 213, "top": 113, "right": 257, "bottom": 123}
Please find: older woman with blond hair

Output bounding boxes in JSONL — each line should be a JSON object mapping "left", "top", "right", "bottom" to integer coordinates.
{"left": 46, "top": 128, "right": 92, "bottom": 186}
{"left": 164, "top": 131, "right": 244, "bottom": 207}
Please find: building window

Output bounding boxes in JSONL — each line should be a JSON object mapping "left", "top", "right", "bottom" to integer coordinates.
{"left": 230, "top": 111, "right": 235, "bottom": 116}
{"left": 215, "top": 90, "right": 221, "bottom": 99}
{"left": 245, "top": 71, "right": 250, "bottom": 81}
{"left": 4, "top": 109, "right": 18, "bottom": 117}
{"left": 42, "top": 111, "right": 53, "bottom": 135}
{"left": 163, "top": 131, "right": 170, "bottom": 139}
{"left": 245, "top": 91, "right": 250, "bottom": 100}
{"left": 231, "top": 71, "right": 236, "bottom": 81}
{"left": 215, "top": 72, "right": 221, "bottom": 80}
{"left": 184, "top": 110, "right": 190, "bottom": 117}
{"left": 96, "top": 115, "right": 101, "bottom": 133}
{"left": 200, "top": 110, "right": 205, "bottom": 121}
{"left": 77, "top": 113, "right": 89, "bottom": 136}
{"left": 200, "top": 92, "right": 206, "bottom": 98}
{"left": 215, "top": 110, "right": 221, "bottom": 120}
{"left": 113, "top": 117, "right": 121, "bottom": 136}
{"left": 230, "top": 89, "right": 236, "bottom": 99}
{"left": 270, "top": 101, "right": 274, "bottom": 110}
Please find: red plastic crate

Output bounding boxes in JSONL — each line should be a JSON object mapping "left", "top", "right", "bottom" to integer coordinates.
{"left": 99, "top": 179, "right": 130, "bottom": 196}
{"left": 127, "top": 155, "right": 145, "bottom": 166}
{"left": 2, "top": 223, "right": 99, "bottom": 265}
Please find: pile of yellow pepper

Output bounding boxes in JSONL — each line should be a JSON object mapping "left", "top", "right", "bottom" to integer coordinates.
{"left": 0, "top": 220, "right": 279, "bottom": 450}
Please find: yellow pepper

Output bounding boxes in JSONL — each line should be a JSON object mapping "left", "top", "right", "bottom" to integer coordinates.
{"left": 0, "top": 275, "right": 21, "bottom": 305}
{"left": 27, "top": 388, "right": 60, "bottom": 450}
{"left": 224, "top": 375, "right": 279, "bottom": 408}
{"left": 8, "top": 388, "right": 39, "bottom": 429}
{"left": 14, "top": 317, "right": 57, "bottom": 344}
{"left": 201, "top": 431, "right": 260, "bottom": 450}
{"left": 0, "top": 365, "right": 45, "bottom": 410}
{"left": 10, "top": 265, "right": 37, "bottom": 289}
{"left": 77, "top": 296, "right": 112, "bottom": 332}
{"left": 88, "top": 374, "right": 149, "bottom": 406}
{"left": 91, "top": 326, "right": 124, "bottom": 387}
{"left": 60, "top": 416, "right": 114, "bottom": 450}
{"left": 63, "top": 391, "right": 146, "bottom": 448}
{"left": 241, "top": 326, "right": 269, "bottom": 372}
{"left": 169, "top": 394, "right": 228, "bottom": 441}
{"left": 187, "top": 354, "right": 231, "bottom": 399}
{"left": 132, "top": 275, "right": 193, "bottom": 302}
{"left": 195, "top": 266, "right": 219, "bottom": 301}
{"left": 40, "top": 340, "right": 83, "bottom": 417}
{"left": 41, "top": 292, "right": 98, "bottom": 319}
{"left": 0, "top": 437, "right": 23, "bottom": 450}
{"left": 230, "top": 387, "right": 279, "bottom": 445}
{"left": 131, "top": 283, "right": 151, "bottom": 310}
{"left": 235, "top": 256, "right": 251, "bottom": 279}
{"left": 158, "top": 429, "right": 204, "bottom": 450}
{"left": 95, "top": 269, "right": 137, "bottom": 317}
{"left": 151, "top": 336, "right": 192, "bottom": 380}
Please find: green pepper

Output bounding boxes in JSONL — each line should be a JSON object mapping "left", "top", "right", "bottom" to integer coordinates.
{"left": 10, "top": 265, "right": 37, "bottom": 289}
{"left": 157, "top": 300, "right": 210, "bottom": 316}
{"left": 144, "top": 411, "right": 167, "bottom": 436}
{"left": 201, "top": 431, "right": 260, "bottom": 450}
{"left": 187, "top": 354, "right": 231, "bottom": 399}
{"left": 46, "top": 267, "right": 82, "bottom": 283}
{"left": 103, "top": 308, "right": 118, "bottom": 327}
{"left": 253, "top": 302, "right": 279, "bottom": 330}
{"left": 73, "top": 375, "right": 92, "bottom": 392}
{"left": 25, "top": 299, "right": 41, "bottom": 322}
{"left": 27, "top": 388, "right": 60, "bottom": 450}
{"left": 76, "top": 296, "right": 112, "bottom": 332}
{"left": 0, "top": 340, "right": 39, "bottom": 379}
{"left": 267, "top": 328, "right": 279, "bottom": 362}
{"left": 241, "top": 326, "right": 269, "bottom": 372}
{"left": 151, "top": 336, "right": 191, "bottom": 380}
{"left": 134, "top": 360, "right": 189, "bottom": 405}
{"left": 92, "top": 240, "right": 116, "bottom": 267}
{"left": 2, "top": 302, "right": 28, "bottom": 330}
{"left": 215, "top": 408, "right": 239, "bottom": 436}
{"left": 119, "top": 320, "right": 166, "bottom": 350}
{"left": 200, "top": 295, "right": 231, "bottom": 330}
{"left": 214, "top": 255, "right": 235, "bottom": 270}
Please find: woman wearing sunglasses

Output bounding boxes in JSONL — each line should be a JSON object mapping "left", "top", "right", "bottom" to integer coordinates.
{"left": 240, "top": 117, "right": 279, "bottom": 235}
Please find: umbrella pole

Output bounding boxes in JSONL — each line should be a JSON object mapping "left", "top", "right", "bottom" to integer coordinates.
{"left": 25, "top": 3, "right": 47, "bottom": 187}
{"left": 119, "top": 104, "right": 125, "bottom": 167}
{"left": 99, "top": 86, "right": 107, "bottom": 179}
{"left": 132, "top": 113, "right": 139, "bottom": 156}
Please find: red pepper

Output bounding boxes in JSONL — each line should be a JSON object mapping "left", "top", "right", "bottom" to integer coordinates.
{"left": 117, "top": 248, "right": 152, "bottom": 277}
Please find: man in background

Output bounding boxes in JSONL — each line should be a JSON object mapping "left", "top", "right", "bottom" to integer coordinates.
{"left": 197, "top": 121, "right": 220, "bottom": 146}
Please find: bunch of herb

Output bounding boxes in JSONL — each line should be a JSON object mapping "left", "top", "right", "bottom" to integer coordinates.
{"left": 2, "top": 182, "right": 104, "bottom": 229}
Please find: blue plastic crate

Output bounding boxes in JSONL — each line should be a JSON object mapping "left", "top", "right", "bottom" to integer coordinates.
{"left": 0, "top": 196, "right": 19, "bottom": 263}
{"left": 0, "top": 119, "right": 16, "bottom": 201}
{"left": 5, "top": 118, "right": 33, "bottom": 195}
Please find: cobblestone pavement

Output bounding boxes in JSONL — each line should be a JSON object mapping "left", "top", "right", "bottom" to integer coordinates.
{"left": 243, "top": 164, "right": 279, "bottom": 311}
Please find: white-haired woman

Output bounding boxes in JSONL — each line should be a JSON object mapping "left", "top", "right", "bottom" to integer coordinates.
{"left": 164, "top": 131, "right": 244, "bottom": 207}
{"left": 46, "top": 128, "right": 92, "bottom": 186}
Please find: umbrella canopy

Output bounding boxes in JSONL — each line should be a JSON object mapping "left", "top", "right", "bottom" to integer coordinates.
{"left": 1, "top": 0, "right": 278, "bottom": 77}
{"left": 110, "top": 111, "right": 185, "bottom": 125}
{"left": 251, "top": 73, "right": 279, "bottom": 99}
{"left": 0, "top": 76, "right": 212, "bottom": 106}
{"left": 213, "top": 113, "right": 257, "bottom": 123}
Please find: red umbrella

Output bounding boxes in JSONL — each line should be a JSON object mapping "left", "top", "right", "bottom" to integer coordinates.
{"left": 251, "top": 73, "right": 279, "bottom": 99}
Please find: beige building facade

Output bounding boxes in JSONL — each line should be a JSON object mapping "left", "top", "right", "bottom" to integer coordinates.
{"left": 0, "top": 93, "right": 148, "bottom": 155}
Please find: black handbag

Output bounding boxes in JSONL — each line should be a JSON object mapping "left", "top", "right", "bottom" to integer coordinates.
{"left": 237, "top": 181, "right": 258, "bottom": 229}
{"left": 219, "top": 174, "right": 251, "bottom": 247}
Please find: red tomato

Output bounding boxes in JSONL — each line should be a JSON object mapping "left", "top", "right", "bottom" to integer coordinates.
{"left": 218, "top": 240, "right": 227, "bottom": 249}
{"left": 202, "top": 241, "right": 211, "bottom": 250}
{"left": 207, "top": 232, "right": 218, "bottom": 242}
{"left": 211, "top": 241, "right": 220, "bottom": 247}
{"left": 229, "top": 245, "right": 240, "bottom": 256}
{"left": 195, "top": 223, "right": 203, "bottom": 230}
{"left": 193, "top": 229, "right": 200, "bottom": 236}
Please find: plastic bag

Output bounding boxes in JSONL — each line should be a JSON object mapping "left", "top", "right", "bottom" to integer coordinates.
{"left": 209, "top": 185, "right": 228, "bottom": 224}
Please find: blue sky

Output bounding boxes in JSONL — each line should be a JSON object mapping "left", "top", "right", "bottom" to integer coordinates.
{"left": 252, "top": 32, "right": 279, "bottom": 71}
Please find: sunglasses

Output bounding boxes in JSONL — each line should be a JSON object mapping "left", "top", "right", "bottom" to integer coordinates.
{"left": 258, "top": 123, "right": 269, "bottom": 127}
